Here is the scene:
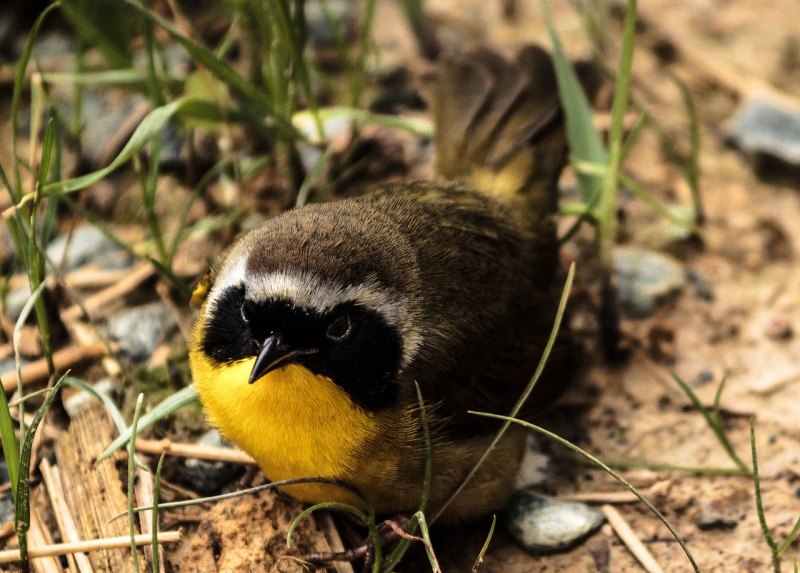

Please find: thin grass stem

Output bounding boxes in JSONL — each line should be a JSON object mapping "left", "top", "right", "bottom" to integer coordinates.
{"left": 128, "top": 394, "right": 145, "bottom": 573}
{"left": 152, "top": 452, "right": 166, "bottom": 573}
{"left": 471, "top": 412, "right": 700, "bottom": 573}
{"left": 471, "top": 515, "right": 496, "bottom": 572}
{"left": 14, "top": 373, "right": 67, "bottom": 569}
{"left": 672, "top": 373, "right": 750, "bottom": 475}
{"left": 432, "top": 262, "right": 574, "bottom": 522}
{"left": 751, "top": 419, "right": 780, "bottom": 573}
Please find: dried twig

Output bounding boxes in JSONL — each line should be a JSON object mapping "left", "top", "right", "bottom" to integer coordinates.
{"left": 1, "top": 343, "right": 110, "bottom": 392}
{"left": 560, "top": 490, "right": 641, "bottom": 504}
{"left": 8, "top": 268, "right": 133, "bottom": 292}
{"left": 135, "top": 466, "right": 166, "bottom": 573}
{"left": 155, "top": 281, "right": 193, "bottom": 341}
{"left": 60, "top": 263, "right": 156, "bottom": 322}
{"left": 28, "top": 504, "right": 64, "bottom": 573}
{"left": 39, "top": 460, "right": 94, "bottom": 573}
{"left": 134, "top": 438, "right": 257, "bottom": 465}
{"left": 601, "top": 504, "right": 665, "bottom": 573}
{"left": 0, "top": 532, "right": 182, "bottom": 564}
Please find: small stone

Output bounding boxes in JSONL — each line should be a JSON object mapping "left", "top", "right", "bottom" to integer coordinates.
{"left": 47, "top": 225, "right": 131, "bottom": 272}
{"left": 64, "top": 378, "right": 118, "bottom": 418}
{"left": 0, "top": 461, "right": 12, "bottom": 524}
{"left": 695, "top": 514, "right": 738, "bottom": 531}
{"left": 685, "top": 268, "right": 715, "bottom": 301}
{"left": 515, "top": 436, "right": 551, "bottom": 489}
{"left": 692, "top": 370, "right": 715, "bottom": 387}
{"left": 179, "top": 429, "right": 245, "bottom": 495}
{"left": 614, "top": 246, "right": 685, "bottom": 318}
{"left": 80, "top": 91, "right": 149, "bottom": 168}
{"left": 107, "top": 303, "right": 177, "bottom": 363}
{"left": 730, "top": 97, "right": 800, "bottom": 166}
{"left": 504, "top": 491, "right": 605, "bottom": 554}
{"left": 304, "top": 0, "right": 356, "bottom": 49}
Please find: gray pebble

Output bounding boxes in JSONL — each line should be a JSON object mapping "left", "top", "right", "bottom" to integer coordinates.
{"left": 4, "top": 285, "right": 32, "bottom": 323}
{"left": 179, "top": 429, "right": 244, "bottom": 495}
{"left": 304, "top": 0, "right": 355, "bottom": 49}
{"left": 0, "top": 461, "right": 11, "bottom": 524}
{"left": 504, "top": 490, "right": 605, "bottom": 554}
{"left": 730, "top": 97, "right": 800, "bottom": 165}
{"left": 47, "top": 225, "right": 130, "bottom": 272}
{"left": 614, "top": 246, "right": 685, "bottom": 318}
{"left": 107, "top": 303, "right": 176, "bottom": 363}
{"left": 81, "top": 91, "right": 149, "bottom": 168}
{"left": 63, "top": 378, "right": 118, "bottom": 418}
{"left": 695, "top": 513, "right": 738, "bottom": 531}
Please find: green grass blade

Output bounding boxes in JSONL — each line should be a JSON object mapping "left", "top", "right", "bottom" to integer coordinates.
{"left": 11, "top": 2, "right": 61, "bottom": 201}
{"left": 619, "top": 172, "right": 695, "bottom": 228}
{"left": 672, "top": 373, "right": 750, "bottom": 474}
{"left": 412, "top": 511, "right": 441, "bottom": 573}
{"left": 118, "top": 0, "right": 297, "bottom": 139}
{"left": 60, "top": 0, "right": 132, "bottom": 69}
{"left": 751, "top": 419, "right": 779, "bottom": 563}
{"left": 128, "top": 393, "right": 144, "bottom": 573}
{"left": 287, "top": 502, "right": 368, "bottom": 548}
{"left": 618, "top": 112, "right": 647, "bottom": 165}
{"left": 63, "top": 377, "right": 127, "bottom": 433}
{"left": 350, "top": 0, "right": 378, "bottom": 109}
{"left": 41, "top": 98, "right": 206, "bottom": 198}
{"left": 670, "top": 72, "right": 705, "bottom": 225}
{"left": 41, "top": 68, "right": 181, "bottom": 87}
{"left": 540, "top": 0, "right": 606, "bottom": 202}
{"left": 13, "top": 280, "right": 51, "bottom": 447}
{"left": 97, "top": 385, "right": 199, "bottom": 464}
{"left": 471, "top": 515, "right": 496, "bottom": 573}
{"left": 14, "top": 373, "right": 67, "bottom": 565}
{"left": 0, "top": 379, "right": 20, "bottom": 497}
{"left": 597, "top": 0, "right": 636, "bottom": 266}
{"left": 471, "top": 412, "right": 700, "bottom": 573}
{"left": 152, "top": 452, "right": 166, "bottom": 573}
{"left": 778, "top": 515, "right": 800, "bottom": 558}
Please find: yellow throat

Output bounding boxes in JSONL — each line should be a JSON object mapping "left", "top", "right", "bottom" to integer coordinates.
{"left": 190, "top": 320, "right": 380, "bottom": 505}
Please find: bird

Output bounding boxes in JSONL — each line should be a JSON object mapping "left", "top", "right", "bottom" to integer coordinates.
{"left": 189, "top": 44, "right": 571, "bottom": 522}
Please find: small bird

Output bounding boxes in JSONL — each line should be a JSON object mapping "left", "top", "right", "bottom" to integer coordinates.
{"left": 189, "top": 44, "right": 570, "bottom": 522}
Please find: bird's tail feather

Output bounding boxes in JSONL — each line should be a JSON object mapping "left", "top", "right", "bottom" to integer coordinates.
{"left": 429, "top": 45, "right": 567, "bottom": 220}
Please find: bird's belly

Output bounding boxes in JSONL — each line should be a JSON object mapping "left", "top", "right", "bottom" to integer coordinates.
{"left": 191, "top": 353, "right": 382, "bottom": 505}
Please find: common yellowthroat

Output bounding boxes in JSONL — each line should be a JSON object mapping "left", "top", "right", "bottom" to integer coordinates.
{"left": 189, "top": 45, "right": 570, "bottom": 522}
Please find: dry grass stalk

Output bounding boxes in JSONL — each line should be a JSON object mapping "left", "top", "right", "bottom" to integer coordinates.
{"left": 39, "top": 459, "right": 95, "bottom": 573}
{"left": 601, "top": 504, "right": 665, "bottom": 573}
{"left": 0, "top": 342, "right": 109, "bottom": 392}
{"left": 155, "top": 281, "right": 193, "bottom": 342}
{"left": 29, "top": 501, "right": 65, "bottom": 573}
{"left": 135, "top": 466, "right": 166, "bottom": 573}
{"left": 54, "top": 403, "right": 148, "bottom": 571}
{"left": 560, "top": 490, "right": 641, "bottom": 504}
{"left": 134, "top": 438, "right": 257, "bottom": 465}
{"left": 0, "top": 532, "right": 182, "bottom": 564}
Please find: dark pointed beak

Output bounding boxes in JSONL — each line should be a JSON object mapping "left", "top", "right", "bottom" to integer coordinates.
{"left": 248, "top": 334, "right": 317, "bottom": 384}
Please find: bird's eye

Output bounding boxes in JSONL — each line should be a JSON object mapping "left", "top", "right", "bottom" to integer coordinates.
{"left": 326, "top": 313, "right": 351, "bottom": 340}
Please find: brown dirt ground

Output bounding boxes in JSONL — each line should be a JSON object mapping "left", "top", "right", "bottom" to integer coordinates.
{"left": 3, "top": 0, "right": 800, "bottom": 572}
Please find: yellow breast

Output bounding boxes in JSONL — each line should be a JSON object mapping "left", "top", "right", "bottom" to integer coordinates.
{"left": 190, "top": 327, "right": 381, "bottom": 505}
